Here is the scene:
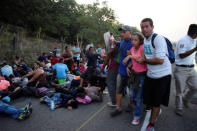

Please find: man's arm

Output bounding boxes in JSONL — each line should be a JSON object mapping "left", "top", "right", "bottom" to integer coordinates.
{"left": 100, "top": 51, "right": 112, "bottom": 72}
{"left": 72, "top": 51, "right": 80, "bottom": 54}
{"left": 72, "top": 48, "right": 81, "bottom": 54}
{"left": 28, "top": 70, "right": 43, "bottom": 83}
{"left": 179, "top": 46, "right": 197, "bottom": 59}
{"left": 126, "top": 62, "right": 132, "bottom": 76}
{"left": 21, "top": 71, "right": 34, "bottom": 79}
{"left": 145, "top": 58, "right": 164, "bottom": 65}
{"left": 138, "top": 53, "right": 164, "bottom": 65}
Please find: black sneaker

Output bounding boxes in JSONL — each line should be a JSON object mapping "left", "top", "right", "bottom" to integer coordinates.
{"left": 24, "top": 103, "right": 33, "bottom": 118}
{"left": 17, "top": 103, "right": 32, "bottom": 120}
{"left": 24, "top": 103, "right": 31, "bottom": 110}
{"left": 110, "top": 109, "right": 122, "bottom": 117}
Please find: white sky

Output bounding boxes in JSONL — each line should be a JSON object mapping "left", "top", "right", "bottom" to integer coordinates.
{"left": 76, "top": 0, "right": 197, "bottom": 42}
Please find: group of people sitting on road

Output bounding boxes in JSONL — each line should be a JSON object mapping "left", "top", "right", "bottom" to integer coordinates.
{"left": 0, "top": 43, "right": 106, "bottom": 120}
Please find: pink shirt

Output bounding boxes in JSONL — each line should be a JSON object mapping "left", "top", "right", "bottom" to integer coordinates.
{"left": 0, "top": 80, "right": 10, "bottom": 91}
{"left": 131, "top": 45, "right": 147, "bottom": 73}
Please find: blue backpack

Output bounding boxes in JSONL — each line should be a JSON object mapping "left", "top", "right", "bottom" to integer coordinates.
{"left": 151, "top": 33, "right": 175, "bottom": 64}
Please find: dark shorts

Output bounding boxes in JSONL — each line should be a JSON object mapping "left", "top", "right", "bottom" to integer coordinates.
{"left": 80, "top": 67, "right": 97, "bottom": 80}
{"left": 143, "top": 75, "right": 171, "bottom": 107}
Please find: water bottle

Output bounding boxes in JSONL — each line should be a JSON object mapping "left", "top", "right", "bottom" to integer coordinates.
{"left": 109, "top": 35, "right": 115, "bottom": 48}
{"left": 50, "top": 100, "right": 55, "bottom": 111}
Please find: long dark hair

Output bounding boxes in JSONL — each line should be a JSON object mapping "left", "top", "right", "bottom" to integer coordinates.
{"left": 132, "top": 32, "right": 144, "bottom": 45}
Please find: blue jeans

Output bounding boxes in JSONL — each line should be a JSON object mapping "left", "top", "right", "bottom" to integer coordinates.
{"left": 129, "top": 75, "right": 145, "bottom": 119}
{"left": 0, "top": 100, "right": 23, "bottom": 119}
{"left": 44, "top": 93, "right": 62, "bottom": 106}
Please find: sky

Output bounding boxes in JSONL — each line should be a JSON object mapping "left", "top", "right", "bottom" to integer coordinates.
{"left": 76, "top": 0, "right": 197, "bottom": 42}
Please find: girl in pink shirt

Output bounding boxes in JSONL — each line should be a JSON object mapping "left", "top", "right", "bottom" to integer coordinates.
{"left": 123, "top": 32, "right": 147, "bottom": 125}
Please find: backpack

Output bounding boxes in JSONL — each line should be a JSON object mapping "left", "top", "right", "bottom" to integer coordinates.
{"left": 151, "top": 33, "right": 175, "bottom": 63}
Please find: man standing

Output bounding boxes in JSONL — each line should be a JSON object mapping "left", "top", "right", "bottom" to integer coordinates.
{"left": 110, "top": 25, "right": 132, "bottom": 117}
{"left": 101, "top": 42, "right": 119, "bottom": 107}
{"left": 139, "top": 18, "right": 172, "bottom": 131}
{"left": 72, "top": 43, "right": 81, "bottom": 66}
{"left": 174, "top": 24, "right": 197, "bottom": 116}
{"left": 79, "top": 47, "right": 100, "bottom": 87}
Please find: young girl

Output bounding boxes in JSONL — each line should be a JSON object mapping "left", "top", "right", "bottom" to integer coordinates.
{"left": 79, "top": 61, "right": 85, "bottom": 74}
{"left": 123, "top": 32, "right": 147, "bottom": 125}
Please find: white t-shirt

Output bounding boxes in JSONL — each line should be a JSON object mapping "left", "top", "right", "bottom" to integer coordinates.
{"left": 175, "top": 35, "right": 196, "bottom": 65}
{"left": 144, "top": 33, "right": 172, "bottom": 78}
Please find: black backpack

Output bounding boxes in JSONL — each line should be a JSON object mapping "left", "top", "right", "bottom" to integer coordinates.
{"left": 151, "top": 33, "right": 175, "bottom": 63}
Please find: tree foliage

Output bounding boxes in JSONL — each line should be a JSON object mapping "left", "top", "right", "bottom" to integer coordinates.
{"left": 0, "top": 0, "right": 139, "bottom": 46}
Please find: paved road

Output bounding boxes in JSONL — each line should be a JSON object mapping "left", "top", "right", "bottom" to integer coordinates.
{"left": 1, "top": 75, "right": 197, "bottom": 131}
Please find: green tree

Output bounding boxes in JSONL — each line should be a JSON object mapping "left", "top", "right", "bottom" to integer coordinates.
{"left": 0, "top": 0, "right": 140, "bottom": 47}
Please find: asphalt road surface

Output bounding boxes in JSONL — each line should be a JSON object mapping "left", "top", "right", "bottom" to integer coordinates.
{"left": 1, "top": 75, "right": 197, "bottom": 131}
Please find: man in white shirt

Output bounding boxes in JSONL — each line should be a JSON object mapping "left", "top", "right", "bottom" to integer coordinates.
{"left": 174, "top": 24, "right": 197, "bottom": 116}
{"left": 139, "top": 18, "right": 172, "bottom": 131}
